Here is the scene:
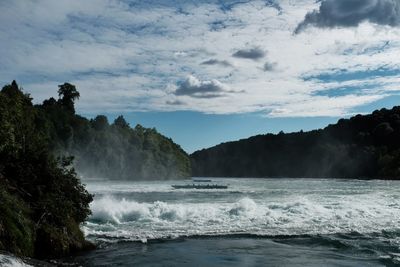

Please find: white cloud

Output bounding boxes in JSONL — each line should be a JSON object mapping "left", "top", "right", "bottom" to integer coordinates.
{"left": 1, "top": 0, "right": 400, "bottom": 118}
{"left": 295, "top": 0, "right": 400, "bottom": 33}
{"left": 173, "top": 75, "right": 234, "bottom": 98}
{"left": 232, "top": 47, "right": 266, "bottom": 60}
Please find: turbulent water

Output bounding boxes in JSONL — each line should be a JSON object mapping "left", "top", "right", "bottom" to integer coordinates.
{"left": 0, "top": 254, "right": 32, "bottom": 267}
{"left": 71, "top": 178, "right": 400, "bottom": 266}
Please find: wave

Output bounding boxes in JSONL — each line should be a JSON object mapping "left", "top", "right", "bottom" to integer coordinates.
{"left": 0, "top": 254, "right": 32, "bottom": 267}
{"left": 85, "top": 193, "right": 400, "bottom": 243}
{"left": 89, "top": 196, "right": 263, "bottom": 224}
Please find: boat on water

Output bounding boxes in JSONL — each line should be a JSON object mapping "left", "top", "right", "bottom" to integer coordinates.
{"left": 192, "top": 179, "right": 212, "bottom": 183}
{"left": 171, "top": 183, "right": 228, "bottom": 189}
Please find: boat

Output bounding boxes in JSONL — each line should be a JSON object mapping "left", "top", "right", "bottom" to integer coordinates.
{"left": 171, "top": 183, "right": 228, "bottom": 189}
{"left": 192, "top": 179, "right": 212, "bottom": 183}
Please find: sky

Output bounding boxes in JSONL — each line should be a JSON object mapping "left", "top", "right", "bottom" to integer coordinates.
{"left": 2, "top": 0, "right": 400, "bottom": 153}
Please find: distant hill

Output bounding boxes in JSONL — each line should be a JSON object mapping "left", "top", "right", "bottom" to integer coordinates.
{"left": 191, "top": 107, "right": 400, "bottom": 179}
{"left": 0, "top": 81, "right": 190, "bottom": 259}
{"left": 38, "top": 83, "right": 191, "bottom": 180}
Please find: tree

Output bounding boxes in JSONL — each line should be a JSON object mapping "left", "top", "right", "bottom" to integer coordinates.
{"left": 91, "top": 115, "right": 109, "bottom": 131}
{"left": 58, "top": 83, "right": 80, "bottom": 113}
{"left": 0, "top": 81, "right": 93, "bottom": 258}
{"left": 113, "top": 115, "right": 129, "bottom": 129}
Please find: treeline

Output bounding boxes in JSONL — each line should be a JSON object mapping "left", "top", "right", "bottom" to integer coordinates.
{"left": 39, "top": 83, "right": 190, "bottom": 180}
{"left": 0, "top": 81, "right": 93, "bottom": 258}
{"left": 191, "top": 106, "right": 400, "bottom": 179}
{"left": 0, "top": 80, "right": 190, "bottom": 259}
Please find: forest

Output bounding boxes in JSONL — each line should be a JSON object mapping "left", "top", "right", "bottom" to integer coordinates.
{"left": 40, "top": 83, "right": 190, "bottom": 180}
{"left": 0, "top": 81, "right": 93, "bottom": 258}
{"left": 0, "top": 81, "right": 190, "bottom": 259}
{"left": 191, "top": 106, "right": 400, "bottom": 179}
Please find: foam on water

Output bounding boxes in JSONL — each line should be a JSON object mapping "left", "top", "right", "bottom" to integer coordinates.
{"left": 83, "top": 179, "right": 400, "bottom": 243}
{"left": 0, "top": 254, "right": 32, "bottom": 267}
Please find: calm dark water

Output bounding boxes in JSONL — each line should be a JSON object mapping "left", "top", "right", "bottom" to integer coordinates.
{"left": 67, "top": 234, "right": 400, "bottom": 266}
{"left": 64, "top": 178, "right": 400, "bottom": 266}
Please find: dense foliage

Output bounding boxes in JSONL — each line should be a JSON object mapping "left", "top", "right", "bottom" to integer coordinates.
{"left": 0, "top": 81, "right": 93, "bottom": 258}
{"left": 0, "top": 80, "right": 190, "bottom": 259}
{"left": 192, "top": 107, "right": 400, "bottom": 179}
{"left": 39, "top": 83, "right": 190, "bottom": 180}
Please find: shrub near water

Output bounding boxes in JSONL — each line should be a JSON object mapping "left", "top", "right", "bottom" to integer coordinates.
{"left": 0, "top": 185, "right": 34, "bottom": 256}
{"left": 0, "top": 81, "right": 93, "bottom": 258}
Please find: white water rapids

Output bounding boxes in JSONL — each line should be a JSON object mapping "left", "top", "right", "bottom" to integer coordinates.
{"left": 82, "top": 178, "right": 400, "bottom": 244}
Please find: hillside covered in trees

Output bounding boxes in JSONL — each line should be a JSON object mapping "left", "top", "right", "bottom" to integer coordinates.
{"left": 191, "top": 107, "right": 400, "bottom": 179}
{"left": 0, "top": 81, "right": 93, "bottom": 258}
{"left": 0, "top": 80, "right": 191, "bottom": 259}
{"left": 39, "top": 83, "right": 190, "bottom": 180}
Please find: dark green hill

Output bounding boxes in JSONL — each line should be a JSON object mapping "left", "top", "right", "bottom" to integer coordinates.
{"left": 191, "top": 107, "right": 400, "bottom": 179}
{"left": 0, "top": 81, "right": 93, "bottom": 258}
{"left": 0, "top": 80, "right": 190, "bottom": 259}
{"left": 38, "top": 83, "right": 190, "bottom": 180}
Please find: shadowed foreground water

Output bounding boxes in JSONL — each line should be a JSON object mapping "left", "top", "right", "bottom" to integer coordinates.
{"left": 67, "top": 234, "right": 399, "bottom": 266}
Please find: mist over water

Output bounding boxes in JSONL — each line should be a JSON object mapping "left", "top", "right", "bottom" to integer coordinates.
{"left": 76, "top": 178, "right": 400, "bottom": 266}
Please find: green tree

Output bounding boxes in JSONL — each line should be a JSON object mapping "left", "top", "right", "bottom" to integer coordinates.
{"left": 0, "top": 81, "right": 93, "bottom": 258}
{"left": 58, "top": 83, "right": 80, "bottom": 113}
{"left": 113, "top": 115, "right": 129, "bottom": 129}
{"left": 91, "top": 115, "right": 109, "bottom": 131}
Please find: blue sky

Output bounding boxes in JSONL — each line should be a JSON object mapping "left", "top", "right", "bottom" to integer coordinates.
{"left": 84, "top": 111, "right": 340, "bottom": 153}
{"left": 2, "top": 0, "right": 400, "bottom": 152}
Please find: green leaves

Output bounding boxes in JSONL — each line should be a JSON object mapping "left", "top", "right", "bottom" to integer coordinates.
{"left": 0, "top": 81, "right": 93, "bottom": 258}
{"left": 58, "top": 83, "right": 80, "bottom": 114}
{"left": 192, "top": 106, "right": 400, "bottom": 179}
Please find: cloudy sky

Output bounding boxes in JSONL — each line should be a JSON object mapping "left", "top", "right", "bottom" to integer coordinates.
{"left": 2, "top": 0, "right": 400, "bottom": 152}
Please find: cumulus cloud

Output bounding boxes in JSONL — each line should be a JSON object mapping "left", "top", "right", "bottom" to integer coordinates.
{"left": 2, "top": 0, "right": 400, "bottom": 118}
{"left": 263, "top": 62, "right": 277, "bottom": 71}
{"left": 267, "top": 94, "right": 384, "bottom": 117}
{"left": 174, "top": 75, "right": 232, "bottom": 98}
{"left": 166, "top": 99, "right": 185, "bottom": 105}
{"left": 232, "top": 47, "right": 266, "bottom": 60}
{"left": 201, "top": 59, "right": 232, "bottom": 67}
{"left": 265, "top": 0, "right": 282, "bottom": 13}
{"left": 296, "top": 0, "right": 400, "bottom": 33}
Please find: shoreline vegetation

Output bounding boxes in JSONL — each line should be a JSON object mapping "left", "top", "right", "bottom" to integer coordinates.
{"left": 0, "top": 81, "right": 190, "bottom": 260}
{"left": 191, "top": 106, "right": 400, "bottom": 179}
{"left": 0, "top": 81, "right": 93, "bottom": 259}
{"left": 2, "top": 79, "right": 400, "bottom": 261}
